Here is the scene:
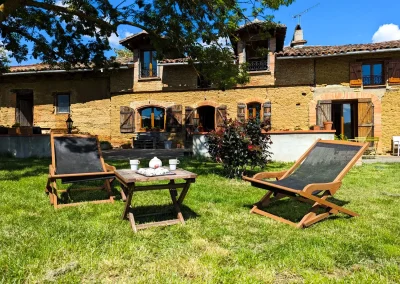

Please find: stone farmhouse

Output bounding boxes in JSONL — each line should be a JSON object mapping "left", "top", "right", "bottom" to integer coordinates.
{"left": 0, "top": 21, "right": 399, "bottom": 153}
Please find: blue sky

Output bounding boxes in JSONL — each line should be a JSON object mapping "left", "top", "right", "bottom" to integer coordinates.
{"left": 7, "top": 0, "right": 400, "bottom": 65}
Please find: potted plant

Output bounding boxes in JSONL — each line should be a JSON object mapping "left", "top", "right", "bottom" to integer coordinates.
{"left": 8, "top": 123, "right": 21, "bottom": 135}
{"left": 323, "top": 121, "right": 333, "bottom": 130}
{"left": 310, "top": 125, "right": 320, "bottom": 130}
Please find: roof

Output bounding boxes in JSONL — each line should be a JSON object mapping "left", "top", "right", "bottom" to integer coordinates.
{"left": 4, "top": 59, "right": 132, "bottom": 75}
{"left": 235, "top": 19, "right": 286, "bottom": 33}
{"left": 119, "top": 30, "right": 148, "bottom": 45}
{"left": 276, "top": 40, "right": 400, "bottom": 58}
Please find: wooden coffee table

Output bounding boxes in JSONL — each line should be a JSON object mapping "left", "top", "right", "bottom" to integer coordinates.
{"left": 115, "top": 169, "right": 197, "bottom": 233}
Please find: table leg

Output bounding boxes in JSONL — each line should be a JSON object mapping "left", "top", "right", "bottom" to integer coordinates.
{"left": 122, "top": 183, "right": 134, "bottom": 220}
{"left": 177, "top": 180, "right": 192, "bottom": 206}
{"left": 168, "top": 181, "right": 185, "bottom": 225}
{"left": 128, "top": 208, "right": 138, "bottom": 233}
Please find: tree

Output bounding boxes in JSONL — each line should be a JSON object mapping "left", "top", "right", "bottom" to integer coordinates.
{"left": 0, "top": 0, "right": 294, "bottom": 87}
{"left": 0, "top": 44, "right": 9, "bottom": 72}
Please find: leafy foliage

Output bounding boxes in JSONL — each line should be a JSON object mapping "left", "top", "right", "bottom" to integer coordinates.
{"left": 207, "top": 118, "right": 272, "bottom": 178}
{"left": 0, "top": 0, "right": 295, "bottom": 88}
{"left": 0, "top": 44, "right": 9, "bottom": 71}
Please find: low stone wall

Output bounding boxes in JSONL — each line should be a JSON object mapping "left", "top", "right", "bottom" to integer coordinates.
{"left": 192, "top": 130, "right": 336, "bottom": 162}
{"left": 268, "top": 130, "right": 336, "bottom": 162}
{"left": 0, "top": 135, "right": 51, "bottom": 158}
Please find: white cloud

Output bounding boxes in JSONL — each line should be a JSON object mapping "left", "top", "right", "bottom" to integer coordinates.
{"left": 55, "top": 1, "right": 68, "bottom": 7}
{"left": 108, "top": 33, "right": 121, "bottom": 47}
{"left": 372, "top": 24, "right": 400, "bottom": 43}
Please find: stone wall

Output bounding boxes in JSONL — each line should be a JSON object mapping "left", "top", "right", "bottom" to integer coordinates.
{"left": 110, "top": 86, "right": 312, "bottom": 145}
{"left": 381, "top": 87, "right": 400, "bottom": 153}
{"left": 275, "top": 58, "right": 314, "bottom": 86}
{"left": 0, "top": 73, "right": 112, "bottom": 141}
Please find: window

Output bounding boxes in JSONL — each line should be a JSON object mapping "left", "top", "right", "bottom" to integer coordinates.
{"left": 55, "top": 93, "right": 70, "bottom": 113}
{"left": 247, "top": 102, "right": 261, "bottom": 120}
{"left": 139, "top": 106, "right": 165, "bottom": 130}
{"left": 246, "top": 40, "right": 269, "bottom": 71}
{"left": 140, "top": 50, "right": 157, "bottom": 78}
{"left": 362, "top": 62, "right": 384, "bottom": 86}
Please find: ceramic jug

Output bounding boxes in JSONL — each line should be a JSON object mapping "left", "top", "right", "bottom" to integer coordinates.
{"left": 149, "top": 157, "right": 162, "bottom": 168}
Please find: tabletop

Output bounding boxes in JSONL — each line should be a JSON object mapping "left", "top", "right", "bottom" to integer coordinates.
{"left": 115, "top": 168, "right": 197, "bottom": 184}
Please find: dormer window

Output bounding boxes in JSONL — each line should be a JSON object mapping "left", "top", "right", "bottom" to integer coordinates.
{"left": 246, "top": 40, "right": 269, "bottom": 72}
{"left": 140, "top": 50, "right": 157, "bottom": 78}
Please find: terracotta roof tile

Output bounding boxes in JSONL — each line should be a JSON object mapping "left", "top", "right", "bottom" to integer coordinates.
{"left": 276, "top": 40, "right": 400, "bottom": 58}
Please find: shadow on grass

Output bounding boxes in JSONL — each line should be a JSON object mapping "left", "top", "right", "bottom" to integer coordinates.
{"left": 55, "top": 180, "right": 122, "bottom": 204}
{"left": 129, "top": 204, "right": 199, "bottom": 224}
{"left": 0, "top": 157, "right": 50, "bottom": 181}
{"left": 244, "top": 196, "right": 351, "bottom": 223}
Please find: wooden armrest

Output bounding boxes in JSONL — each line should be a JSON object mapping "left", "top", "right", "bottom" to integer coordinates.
{"left": 252, "top": 170, "right": 288, "bottom": 180}
{"left": 302, "top": 181, "right": 342, "bottom": 195}
{"left": 105, "top": 163, "right": 116, "bottom": 172}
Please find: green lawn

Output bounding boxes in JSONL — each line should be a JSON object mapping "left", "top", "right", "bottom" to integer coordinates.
{"left": 0, "top": 157, "right": 400, "bottom": 283}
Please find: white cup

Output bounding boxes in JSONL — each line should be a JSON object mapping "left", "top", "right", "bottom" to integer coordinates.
{"left": 169, "top": 159, "right": 180, "bottom": 171}
{"left": 130, "top": 159, "right": 140, "bottom": 171}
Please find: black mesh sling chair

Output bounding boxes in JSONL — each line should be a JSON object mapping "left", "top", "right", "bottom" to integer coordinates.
{"left": 45, "top": 134, "right": 116, "bottom": 209}
{"left": 242, "top": 140, "right": 368, "bottom": 228}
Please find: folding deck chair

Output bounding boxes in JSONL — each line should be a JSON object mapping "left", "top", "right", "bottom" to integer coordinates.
{"left": 243, "top": 140, "right": 368, "bottom": 228}
{"left": 45, "top": 134, "right": 116, "bottom": 209}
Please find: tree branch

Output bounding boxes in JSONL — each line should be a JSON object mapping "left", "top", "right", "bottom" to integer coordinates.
{"left": 25, "top": 0, "right": 116, "bottom": 31}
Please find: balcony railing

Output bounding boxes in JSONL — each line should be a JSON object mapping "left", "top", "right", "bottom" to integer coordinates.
{"left": 363, "top": 75, "right": 384, "bottom": 86}
{"left": 140, "top": 67, "right": 158, "bottom": 78}
{"left": 247, "top": 60, "right": 269, "bottom": 72}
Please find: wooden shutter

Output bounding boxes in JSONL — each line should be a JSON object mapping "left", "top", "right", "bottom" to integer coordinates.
{"left": 237, "top": 103, "right": 246, "bottom": 121}
{"left": 216, "top": 105, "right": 227, "bottom": 127}
{"left": 120, "top": 106, "right": 135, "bottom": 133}
{"left": 166, "top": 105, "right": 182, "bottom": 132}
{"left": 185, "top": 106, "right": 194, "bottom": 125}
{"left": 350, "top": 63, "right": 362, "bottom": 87}
{"left": 358, "top": 99, "right": 374, "bottom": 138}
{"left": 316, "top": 100, "right": 332, "bottom": 127}
{"left": 387, "top": 60, "right": 400, "bottom": 84}
{"left": 263, "top": 101, "right": 271, "bottom": 129}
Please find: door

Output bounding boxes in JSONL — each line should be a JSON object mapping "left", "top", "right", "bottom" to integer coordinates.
{"left": 358, "top": 99, "right": 374, "bottom": 138}
{"left": 16, "top": 91, "right": 34, "bottom": 126}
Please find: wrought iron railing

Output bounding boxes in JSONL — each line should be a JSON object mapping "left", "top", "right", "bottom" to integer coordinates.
{"left": 362, "top": 75, "right": 384, "bottom": 86}
{"left": 140, "top": 68, "right": 158, "bottom": 78}
{"left": 247, "top": 60, "right": 269, "bottom": 72}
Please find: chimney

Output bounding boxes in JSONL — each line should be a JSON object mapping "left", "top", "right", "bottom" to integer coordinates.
{"left": 290, "top": 24, "right": 307, "bottom": 48}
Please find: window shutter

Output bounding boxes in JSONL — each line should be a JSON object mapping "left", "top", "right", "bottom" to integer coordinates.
{"left": 120, "top": 106, "right": 135, "bottom": 133}
{"left": 185, "top": 106, "right": 194, "bottom": 125}
{"left": 316, "top": 100, "right": 332, "bottom": 127}
{"left": 216, "top": 105, "right": 227, "bottom": 127}
{"left": 349, "top": 63, "right": 362, "bottom": 87}
{"left": 358, "top": 99, "right": 374, "bottom": 138}
{"left": 388, "top": 60, "right": 400, "bottom": 84}
{"left": 263, "top": 101, "right": 271, "bottom": 129}
{"left": 237, "top": 103, "right": 246, "bottom": 121}
{"left": 166, "top": 105, "right": 182, "bottom": 132}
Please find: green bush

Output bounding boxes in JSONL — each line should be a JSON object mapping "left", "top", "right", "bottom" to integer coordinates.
{"left": 207, "top": 118, "right": 272, "bottom": 178}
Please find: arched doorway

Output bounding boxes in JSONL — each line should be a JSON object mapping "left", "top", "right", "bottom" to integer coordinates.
{"left": 196, "top": 106, "right": 215, "bottom": 132}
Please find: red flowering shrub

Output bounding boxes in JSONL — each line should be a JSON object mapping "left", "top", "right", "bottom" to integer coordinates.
{"left": 206, "top": 118, "right": 272, "bottom": 178}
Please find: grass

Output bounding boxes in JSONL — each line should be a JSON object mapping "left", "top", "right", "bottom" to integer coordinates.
{"left": 0, "top": 157, "right": 400, "bottom": 283}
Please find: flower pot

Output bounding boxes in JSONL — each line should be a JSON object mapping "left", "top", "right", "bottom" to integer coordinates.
{"left": 323, "top": 121, "right": 333, "bottom": 130}
{"left": 312, "top": 125, "right": 320, "bottom": 130}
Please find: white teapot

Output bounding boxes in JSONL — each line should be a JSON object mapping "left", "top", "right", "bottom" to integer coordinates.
{"left": 149, "top": 157, "right": 162, "bottom": 169}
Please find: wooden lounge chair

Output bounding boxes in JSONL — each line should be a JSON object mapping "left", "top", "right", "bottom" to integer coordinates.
{"left": 242, "top": 140, "right": 368, "bottom": 228}
{"left": 45, "top": 134, "right": 116, "bottom": 209}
